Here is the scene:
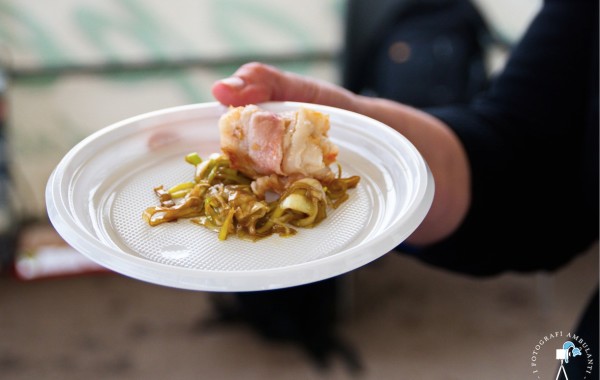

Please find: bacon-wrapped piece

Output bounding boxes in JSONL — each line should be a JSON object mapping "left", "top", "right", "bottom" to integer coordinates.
{"left": 219, "top": 105, "right": 339, "bottom": 196}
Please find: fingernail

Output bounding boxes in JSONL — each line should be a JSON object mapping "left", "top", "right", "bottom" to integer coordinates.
{"left": 220, "top": 77, "right": 245, "bottom": 88}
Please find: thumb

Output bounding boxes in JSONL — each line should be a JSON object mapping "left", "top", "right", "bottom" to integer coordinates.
{"left": 211, "top": 62, "right": 356, "bottom": 110}
{"left": 211, "top": 75, "right": 272, "bottom": 107}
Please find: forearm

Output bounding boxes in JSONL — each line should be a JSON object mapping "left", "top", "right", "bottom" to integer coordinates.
{"left": 351, "top": 96, "right": 471, "bottom": 246}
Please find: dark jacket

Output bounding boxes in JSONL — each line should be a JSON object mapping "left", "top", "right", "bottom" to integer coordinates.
{"left": 418, "top": 0, "right": 598, "bottom": 275}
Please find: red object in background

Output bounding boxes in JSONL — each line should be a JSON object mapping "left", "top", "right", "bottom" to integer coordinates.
{"left": 12, "top": 224, "right": 109, "bottom": 281}
{"left": 14, "top": 245, "right": 109, "bottom": 280}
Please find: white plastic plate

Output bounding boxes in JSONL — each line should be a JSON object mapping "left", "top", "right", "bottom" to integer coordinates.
{"left": 46, "top": 101, "right": 434, "bottom": 291}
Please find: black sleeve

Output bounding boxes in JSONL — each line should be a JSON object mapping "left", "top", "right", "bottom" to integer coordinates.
{"left": 401, "top": 0, "right": 599, "bottom": 276}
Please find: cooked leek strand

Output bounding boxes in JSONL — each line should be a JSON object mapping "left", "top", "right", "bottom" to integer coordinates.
{"left": 144, "top": 153, "right": 360, "bottom": 241}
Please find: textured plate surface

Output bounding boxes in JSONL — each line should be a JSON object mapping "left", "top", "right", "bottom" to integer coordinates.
{"left": 46, "top": 101, "right": 434, "bottom": 291}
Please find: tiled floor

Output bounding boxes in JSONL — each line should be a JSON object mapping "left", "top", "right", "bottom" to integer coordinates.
{"left": 0, "top": 239, "right": 597, "bottom": 379}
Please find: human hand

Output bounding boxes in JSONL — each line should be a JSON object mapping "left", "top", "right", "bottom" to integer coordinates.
{"left": 211, "top": 62, "right": 358, "bottom": 111}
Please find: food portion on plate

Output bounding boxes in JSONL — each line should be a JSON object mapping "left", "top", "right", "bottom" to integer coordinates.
{"left": 143, "top": 105, "right": 360, "bottom": 241}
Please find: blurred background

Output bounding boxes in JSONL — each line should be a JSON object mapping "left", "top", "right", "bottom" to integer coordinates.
{"left": 1, "top": 0, "right": 597, "bottom": 379}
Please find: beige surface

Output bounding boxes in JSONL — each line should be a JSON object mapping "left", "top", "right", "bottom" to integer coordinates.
{"left": 1, "top": 240, "right": 597, "bottom": 380}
